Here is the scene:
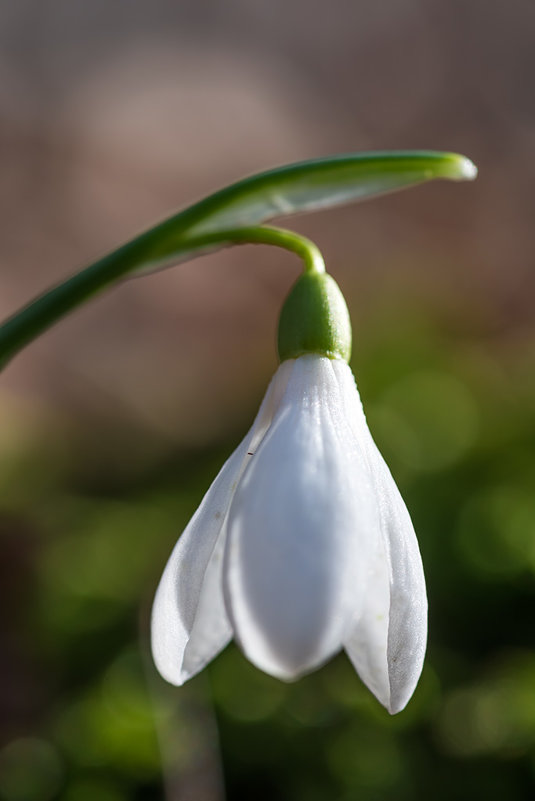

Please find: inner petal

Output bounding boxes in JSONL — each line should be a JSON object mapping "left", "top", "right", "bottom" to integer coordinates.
{"left": 224, "top": 355, "right": 377, "bottom": 680}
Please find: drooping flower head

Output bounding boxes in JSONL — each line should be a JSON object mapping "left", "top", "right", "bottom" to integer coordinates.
{"left": 151, "top": 261, "right": 427, "bottom": 714}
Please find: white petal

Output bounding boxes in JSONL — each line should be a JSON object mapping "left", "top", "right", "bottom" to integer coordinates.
{"left": 343, "top": 534, "right": 392, "bottom": 706}
{"left": 335, "top": 361, "right": 427, "bottom": 714}
{"left": 224, "top": 355, "right": 378, "bottom": 681}
{"left": 151, "top": 361, "right": 293, "bottom": 685}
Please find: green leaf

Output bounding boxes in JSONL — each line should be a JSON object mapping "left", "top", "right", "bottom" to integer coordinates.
{"left": 179, "top": 150, "right": 476, "bottom": 236}
{"left": 0, "top": 151, "right": 476, "bottom": 369}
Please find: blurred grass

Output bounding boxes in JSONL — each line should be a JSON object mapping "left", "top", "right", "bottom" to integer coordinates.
{"left": 1, "top": 278, "right": 535, "bottom": 800}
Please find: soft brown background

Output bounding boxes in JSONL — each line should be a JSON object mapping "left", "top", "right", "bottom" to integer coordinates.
{"left": 1, "top": 0, "right": 533, "bottom": 446}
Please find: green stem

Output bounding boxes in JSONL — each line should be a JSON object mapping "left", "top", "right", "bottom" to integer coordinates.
{"left": 0, "top": 225, "right": 323, "bottom": 371}
{"left": 200, "top": 227, "right": 325, "bottom": 274}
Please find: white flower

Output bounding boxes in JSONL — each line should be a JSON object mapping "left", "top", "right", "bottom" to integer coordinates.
{"left": 151, "top": 354, "right": 427, "bottom": 714}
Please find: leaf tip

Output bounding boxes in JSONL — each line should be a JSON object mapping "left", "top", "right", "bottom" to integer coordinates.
{"left": 449, "top": 153, "right": 478, "bottom": 182}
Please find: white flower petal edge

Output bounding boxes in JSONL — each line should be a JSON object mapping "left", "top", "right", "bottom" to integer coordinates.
{"left": 223, "top": 355, "right": 380, "bottom": 681}
{"left": 150, "top": 361, "right": 293, "bottom": 685}
{"left": 334, "top": 361, "right": 428, "bottom": 714}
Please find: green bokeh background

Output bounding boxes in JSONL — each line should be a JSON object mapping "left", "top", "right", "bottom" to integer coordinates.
{"left": 2, "top": 279, "right": 535, "bottom": 800}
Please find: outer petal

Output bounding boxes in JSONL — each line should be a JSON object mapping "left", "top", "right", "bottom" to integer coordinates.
{"left": 151, "top": 361, "right": 293, "bottom": 685}
{"left": 335, "top": 361, "right": 427, "bottom": 714}
{"left": 224, "top": 355, "right": 379, "bottom": 681}
{"left": 343, "top": 533, "right": 392, "bottom": 706}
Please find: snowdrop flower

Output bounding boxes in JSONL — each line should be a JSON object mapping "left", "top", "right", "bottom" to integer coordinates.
{"left": 151, "top": 268, "right": 427, "bottom": 714}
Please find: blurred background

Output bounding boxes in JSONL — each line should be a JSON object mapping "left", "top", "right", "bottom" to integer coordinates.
{"left": 1, "top": 1, "right": 535, "bottom": 799}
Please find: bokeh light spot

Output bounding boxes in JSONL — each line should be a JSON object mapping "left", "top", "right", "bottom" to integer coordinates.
{"left": 372, "top": 370, "right": 478, "bottom": 472}
{"left": 457, "top": 485, "right": 535, "bottom": 578}
{"left": 0, "top": 739, "right": 63, "bottom": 801}
{"left": 437, "top": 653, "right": 535, "bottom": 757}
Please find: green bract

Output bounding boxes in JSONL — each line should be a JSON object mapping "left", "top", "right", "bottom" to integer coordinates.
{"left": 277, "top": 272, "right": 352, "bottom": 363}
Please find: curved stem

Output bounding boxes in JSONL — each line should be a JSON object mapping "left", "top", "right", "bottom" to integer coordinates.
{"left": 0, "top": 225, "right": 324, "bottom": 371}
{"left": 196, "top": 226, "right": 325, "bottom": 274}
